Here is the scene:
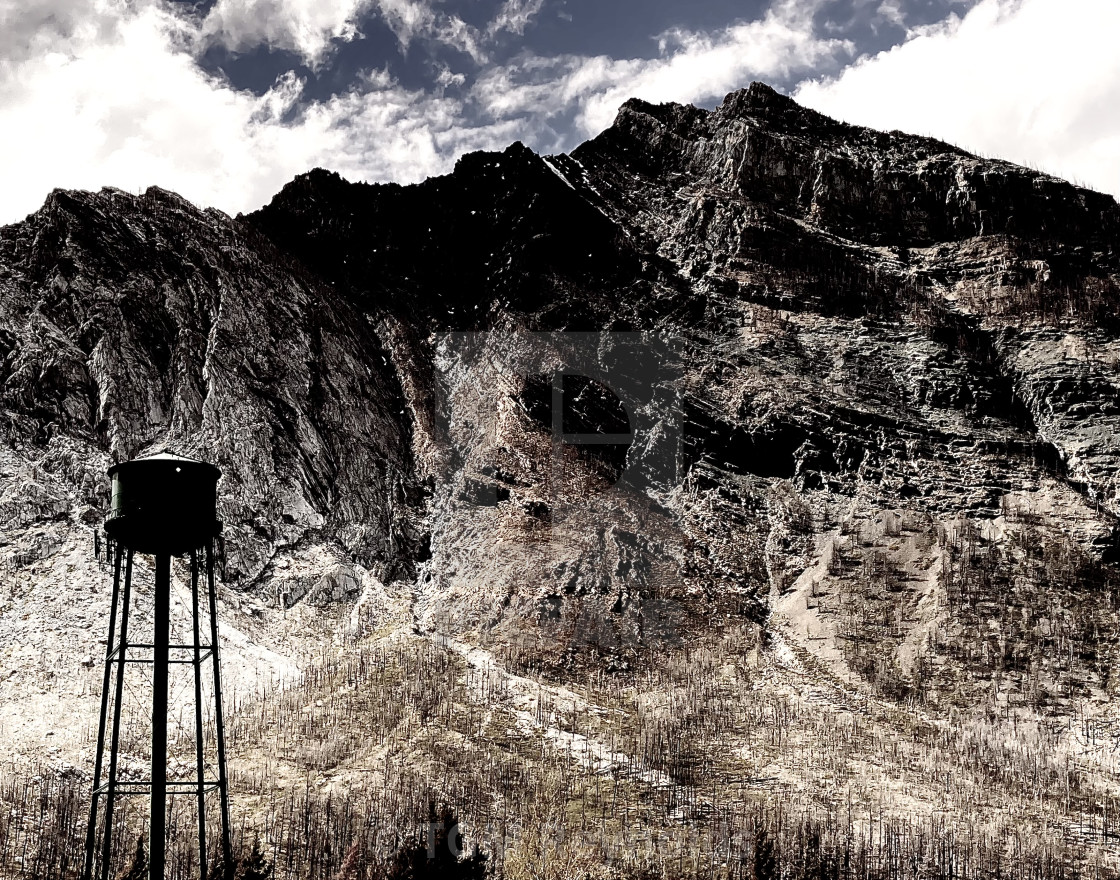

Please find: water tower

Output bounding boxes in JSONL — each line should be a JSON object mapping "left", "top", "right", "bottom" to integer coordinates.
{"left": 82, "top": 453, "right": 233, "bottom": 880}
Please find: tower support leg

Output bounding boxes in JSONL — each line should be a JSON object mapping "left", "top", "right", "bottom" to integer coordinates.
{"left": 191, "top": 551, "right": 208, "bottom": 880}
{"left": 84, "top": 536, "right": 230, "bottom": 880}
{"left": 101, "top": 549, "right": 134, "bottom": 880}
{"left": 82, "top": 542, "right": 123, "bottom": 880}
{"left": 150, "top": 552, "right": 171, "bottom": 880}
{"left": 207, "top": 541, "right": 234, "bottom": 873}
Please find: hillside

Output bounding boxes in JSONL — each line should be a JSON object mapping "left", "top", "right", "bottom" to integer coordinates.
{"left": 1, "top": 81, "right": 1120, "bottom": 878}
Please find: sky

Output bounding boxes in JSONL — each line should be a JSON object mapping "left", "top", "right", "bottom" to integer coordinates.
{"left": 0, "top": 0, "right": 1117, "bottom": 226}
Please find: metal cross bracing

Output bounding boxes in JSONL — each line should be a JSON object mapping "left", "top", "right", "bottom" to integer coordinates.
{"left": 81, "top": 539, "right": 232, "bottom": 880}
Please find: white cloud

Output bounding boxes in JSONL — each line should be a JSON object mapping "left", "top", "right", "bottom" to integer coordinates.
{"left": 0, "top": 0, "right": 517, "bottom": 226}
{"left": 794, "top": 0, "right": 1120, "bottom": 200}
{"left": 473, "top": 0, "right": 855, "bottom": 137}
{"left": 435, "top": 63, "right": 467, "bottom": 89}
{"left": 337, "top": 0, "right": 487, "bottom": 62}
{"left": 200, "top": 0, "right": 374, "bottom": 66}
{"left": 487, "top": 0, "right": 545, "bottom": 38}
{"left": 434, "top": 13, "right": 487, "bottom": 63}
{"left": 5, "top": 0, "right": 1114, "bottom": 233}
{"left": 200, "top": 0, "right": 488, "bottom": 67}
{"left": 0, "top": 0, "right": 857, "bottom": 227}
{"left": 875, "top": 0, "right": 906, "bottom": 29}
{"left": 371, "top": 0, "right": 435, "bottom": 49}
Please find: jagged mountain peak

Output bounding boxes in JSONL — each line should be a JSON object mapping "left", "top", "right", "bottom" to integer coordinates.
{"left": 717, "top": 80, "right": 839, "bottom": 130}
{"left": 259, "top": 140, "right": 548, "bottom": 226}
{"left": 585, "top": 81, "right": 1120, "bottom": 256}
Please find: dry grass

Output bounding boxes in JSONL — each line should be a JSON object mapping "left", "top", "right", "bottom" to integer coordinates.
{"left": 1, "top": 583, "right": 1116, "bottom": 879}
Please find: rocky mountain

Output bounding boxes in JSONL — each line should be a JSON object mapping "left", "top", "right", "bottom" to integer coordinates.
{"left": 3, "top": 81, "right": 1120, "bottom": 878}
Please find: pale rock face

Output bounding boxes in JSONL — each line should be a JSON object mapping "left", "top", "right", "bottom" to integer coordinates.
{"left": 1, "top": 82, "right": 1120, "bottom": 755}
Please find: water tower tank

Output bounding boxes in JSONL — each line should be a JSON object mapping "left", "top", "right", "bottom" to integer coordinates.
{"left": 105, "top": 452, "right": 221, "bottom": 556}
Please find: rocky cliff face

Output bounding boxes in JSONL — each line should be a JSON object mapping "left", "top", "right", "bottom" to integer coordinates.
{"left": 244, "top": 83, "right": 1120, "bottom": 671}
{"left": 3, "top": 82, "right": 1120, "bottom": 871}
